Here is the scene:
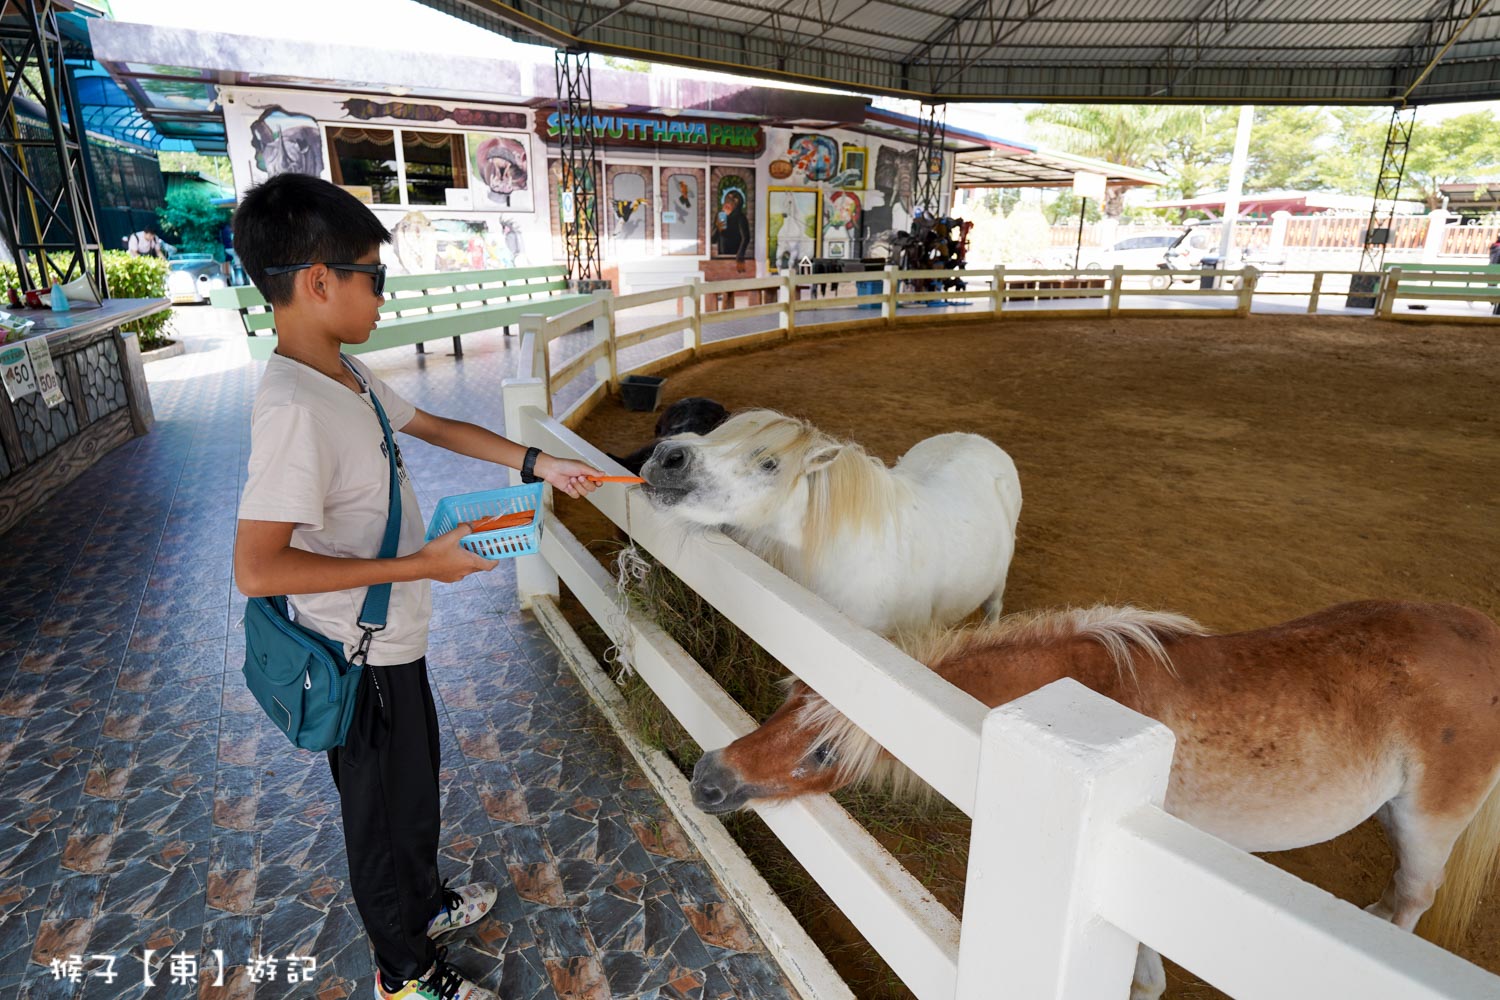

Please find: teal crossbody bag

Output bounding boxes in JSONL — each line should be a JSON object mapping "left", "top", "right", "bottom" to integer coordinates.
{"left": 241, "top": 365, "right": 402, "bottom": 752}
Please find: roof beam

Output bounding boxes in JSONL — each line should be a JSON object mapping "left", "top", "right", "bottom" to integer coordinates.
{"left": 1397, "top": 0, "right": 1491, "bottom": 103}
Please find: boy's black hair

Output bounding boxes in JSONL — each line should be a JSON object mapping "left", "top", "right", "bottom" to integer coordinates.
{"left": 233, "top": 174, "right": 390, "bottom": 306}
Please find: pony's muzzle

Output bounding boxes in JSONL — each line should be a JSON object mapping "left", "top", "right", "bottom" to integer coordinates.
{"left": 691, "top": 751, "right": 749, "bottom": 814}
{"left": 643, "top": 441, "right": 693, "bottom": 487}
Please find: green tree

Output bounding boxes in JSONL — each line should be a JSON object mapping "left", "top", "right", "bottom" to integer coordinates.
{"left": 1402, "top": 112, "right": 1500, "bottom": 208}
{"left": 1045, "top": 190, "right": 1102, "bottom": 225}
{"left": 1313, "top": 108, "right": 1387, "bottom": 196}
{"left": 157, "top": 151, "right": 233, "bottom": 189}
{"left": 158, "top": 185, "right": 230, "bottom": 258}
{"left": 1247, "top": 107, "right": 1330, "bottom": 192}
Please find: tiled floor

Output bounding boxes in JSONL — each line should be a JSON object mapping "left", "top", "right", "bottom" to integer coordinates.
{"left": 0, "top": 307, "right": 796, "bottom": 1000}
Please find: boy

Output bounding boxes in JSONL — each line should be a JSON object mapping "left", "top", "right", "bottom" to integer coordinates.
{"left": 232, "top": 174, "right": 600, "bottom": 1000}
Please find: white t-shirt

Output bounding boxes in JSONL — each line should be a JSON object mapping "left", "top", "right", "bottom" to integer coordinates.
{"left": 238, "top": 353, "right": 431, "bottom": 666}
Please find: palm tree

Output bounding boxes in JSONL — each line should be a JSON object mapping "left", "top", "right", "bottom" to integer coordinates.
{"left": 1026, "top": 105, "right": 1227, "bottom": 216}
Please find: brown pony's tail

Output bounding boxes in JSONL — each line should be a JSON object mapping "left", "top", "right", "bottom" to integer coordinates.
{"left": 1418, "top": 778, "right": 1500, "bottom": 949}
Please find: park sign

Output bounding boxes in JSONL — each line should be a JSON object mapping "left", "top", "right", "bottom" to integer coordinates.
{"left": 535, "top": 111, "right": 764, "bottom": 154}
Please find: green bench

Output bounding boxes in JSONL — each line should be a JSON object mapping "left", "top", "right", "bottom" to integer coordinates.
{"left": 210, "top": 264, "right": 591, "bottom": 360}
{"left": 1380, "top": 262, "right": 1500, "bottom": 312}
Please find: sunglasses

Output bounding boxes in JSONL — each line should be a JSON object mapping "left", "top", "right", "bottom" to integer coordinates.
{"left": 263, "top": 262, "right": 386, "bottom": 296}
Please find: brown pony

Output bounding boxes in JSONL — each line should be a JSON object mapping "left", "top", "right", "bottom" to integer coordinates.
{"left": 690, "top": 601, "right": 1500, "bottom": 997}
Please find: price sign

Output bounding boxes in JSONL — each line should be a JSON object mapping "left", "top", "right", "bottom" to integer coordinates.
{"left": 25, "top": 338, "right": 63, "bottom": 409}
{"left": 0, "top": 343, "right": 36, "bottom": 403}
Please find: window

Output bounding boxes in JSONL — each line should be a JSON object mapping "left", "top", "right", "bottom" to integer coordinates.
{"left": 326, "top": 127, "right": 399, "bottom": 204}
{"left": 402, "top": 130, "right": 468, "bottom": 205}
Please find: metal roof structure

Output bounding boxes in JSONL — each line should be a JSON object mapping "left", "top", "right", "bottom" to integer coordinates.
{"left": 88, "top": 20, "right": 1164, "bottom": 190}
{"left": 416, "top": 0, "right": 1500, "bottom": 106}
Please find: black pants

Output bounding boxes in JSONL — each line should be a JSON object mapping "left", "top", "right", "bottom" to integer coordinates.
{"left": 327, "top": 658, "right": 443, "bottom": 983}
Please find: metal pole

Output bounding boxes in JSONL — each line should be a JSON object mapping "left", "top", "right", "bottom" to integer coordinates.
{"left": 1074, "top": 198, "right": 1086, "bottom": 270}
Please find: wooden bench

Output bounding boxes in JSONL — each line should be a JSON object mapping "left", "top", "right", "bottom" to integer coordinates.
{"left": 1380, "top": 262, "right": 1500, "bottom": 309}
{"left": 210, "top": 265, "right": 592, "bottom": 361}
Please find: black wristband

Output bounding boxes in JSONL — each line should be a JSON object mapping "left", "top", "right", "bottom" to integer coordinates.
{"left": 520, "top": 446, "right": 542, "bottom": 484}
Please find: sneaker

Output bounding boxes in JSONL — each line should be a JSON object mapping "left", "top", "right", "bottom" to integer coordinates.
{"left": 426, "top": 880, "right": 497, "bottom": 939}
{"left": 374, "top": 951, "right": 496, "bottom": 1000}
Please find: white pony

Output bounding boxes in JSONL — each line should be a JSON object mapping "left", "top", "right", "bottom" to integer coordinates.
{"left": 639, "top": 409, "right": 1022, "bottom": 634}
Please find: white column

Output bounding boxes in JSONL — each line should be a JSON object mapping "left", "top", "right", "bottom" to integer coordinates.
{"left": 1421, "top": 209, "right": 1451, "bottom": 262}
{"left": 1269, "top": 210, "right": 1291, "bottom": 255}
{"left": 500, "top": 376, "right": 560, "bottom": 608}
{"left": 883, "top": 264, "right": 899, "bottom": 321}
{"left": 1217, "top": 105, "right": 1256, "bottom": 266}
{"left": 955, "top": 678, "right": 1175, "bottom": 1000}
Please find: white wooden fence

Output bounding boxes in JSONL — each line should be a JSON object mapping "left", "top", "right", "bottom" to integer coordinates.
{"left": 499, "top": 310, "right": 1500, "bottom": 997}
{"left": 516, "top": 265, "right": 1499, "bottom": 427}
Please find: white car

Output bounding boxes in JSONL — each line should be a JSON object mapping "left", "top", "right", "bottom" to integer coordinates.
{"left": 166, "top": 254, "right": 227, "bottom": 304}
{"left": 1076, "top": 234, "right": 1181, "bottom": 272}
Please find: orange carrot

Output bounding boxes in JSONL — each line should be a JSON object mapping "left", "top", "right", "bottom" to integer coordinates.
{"left": 469, "top": 510, "right": 534, "bottom": 532}
{"left": 585, "top": 475, "right": 645, "bottom": 484}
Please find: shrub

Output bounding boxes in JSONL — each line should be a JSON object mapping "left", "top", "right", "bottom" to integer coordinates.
{"left": 0, "top": 251, "right": 173, "bottom": 350}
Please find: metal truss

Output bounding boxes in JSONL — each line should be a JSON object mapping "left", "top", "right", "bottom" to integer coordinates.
{"left": 0, "top": 0, "right": 104, "bottom": 296}
{"left": 419, "top": 0, "right": 1500, "bottom": 104}
{"left": 554, "top": 48, "right": 602, "bottom": 288}
{"left": 915, "top": 102, "right": 946, "bottom": 219}
{"left": 1345, "top": 107, "right": 1416, "bottom": 309}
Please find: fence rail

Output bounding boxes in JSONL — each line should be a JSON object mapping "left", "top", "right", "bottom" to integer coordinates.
{"left": 515, "top": 263, "right": 1500, "bottom": 425}
{"left": 496, "top": 279, "right": 1500, "bottom": 999}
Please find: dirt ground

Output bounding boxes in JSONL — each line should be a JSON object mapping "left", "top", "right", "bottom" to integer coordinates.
{"left": 556, "top": 314, "right": 1500, "bottom": 998}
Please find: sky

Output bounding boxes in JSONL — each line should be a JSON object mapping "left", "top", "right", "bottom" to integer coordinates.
{"left": 107, "top": 0, "right": 1500, "bottom": 147}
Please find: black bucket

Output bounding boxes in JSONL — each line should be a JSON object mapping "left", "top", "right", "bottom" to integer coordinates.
{"left": 619, "top": 375, "right": 666, "bottom": 412}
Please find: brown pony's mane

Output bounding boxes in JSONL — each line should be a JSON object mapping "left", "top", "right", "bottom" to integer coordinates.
{"left": 901, "top": 605, "right": 1209, "bottom": 684}
{"left": 794, "top": 606, "right": 1209, "bottom": 796}
{"left": 713, "top": 410, "right": 909, "bottom": 568}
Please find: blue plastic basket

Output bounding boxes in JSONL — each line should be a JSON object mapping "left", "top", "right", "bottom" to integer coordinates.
{"left": 425, "top": 483, "right": 544, "bottom": 560}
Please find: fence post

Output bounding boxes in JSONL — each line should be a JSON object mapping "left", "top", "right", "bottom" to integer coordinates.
{"left": 883, "top": 264, "right": 899, "bottom": 324}
{"left": 687, "top": 277, "right": 703, "bottom": 355}
{"left": 991, "top": 265, "right": 1005, "bottom": 316}
{"left": 1379, "top": 267, "right": 1401, "bottom": 319}
{"left": 1236, "top": 267, "right": 1256, "bottom": 316}
{"left": 781, "top": 273, "right": 796, "bottom": 338}
{"left": 955, "top": 678, "right": 1175, "bottom": 1000}
{"left": 500, "top": 376, "right": 560, "bottom": 609}
{"left": 592, "top": 288, "right": 617, "bottom": 393}
{"left": 1108, "top": 265, "right": 1125, "bottom": 316}
{"left": 1307, "top": 271, "right": 1323, "bottom": 314}
{"left": 518, "top": 313, "right": 551, "bottom": 414}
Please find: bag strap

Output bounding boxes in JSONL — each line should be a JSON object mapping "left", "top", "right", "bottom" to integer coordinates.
{"left": 343, "top": 358, "right": 402, "bottom": 665}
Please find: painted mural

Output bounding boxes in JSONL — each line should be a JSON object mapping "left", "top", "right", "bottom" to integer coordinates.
{"left": 247, "top": 105, "right": 323, "bottom": 178}
{"left": 546, "top": 157, "right": 601, "bottom": 259}
{"left": 766, "top": 187, "right": 819, "bottom": 268}
{"left": 786, "top": 134, "right": 838, "bottom": 183}
{"left": 222, "top": 87, "right": 553, "bottom": 280}
{"left": 383, "top": 210, "right": 528, "bottom": 275}
{"left": 863, "top": 145, "right": 919, "bottom": 255}
{"left": 821, "top": 189, "right": 862, "bottom": 259}
{"left": 605, "top": 164, "right": 655, "bottom": 253}
{"left": 467, "top": 134, "right": 533, "bottom": 211}
{"left": 710, "top": 167, "right": 753, "bottom": 263}
{"left": 661, "top": 168, "right": 704, "bottom": 255}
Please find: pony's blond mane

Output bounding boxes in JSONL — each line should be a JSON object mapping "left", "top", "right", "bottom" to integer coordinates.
{"left": 793, "top": 606, "right": 1208, "bottom": 797}
{"left": 713, "top": 410, "right": 906, "bottom": 568}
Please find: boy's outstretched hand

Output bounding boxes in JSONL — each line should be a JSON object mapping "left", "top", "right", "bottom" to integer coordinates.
{"left": 419, "top": 525, "right": 500, "bottom": 582}
{"left": 536, "top": 454, "right": 603, "bottom": 499}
